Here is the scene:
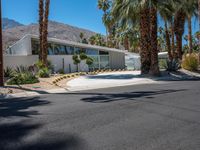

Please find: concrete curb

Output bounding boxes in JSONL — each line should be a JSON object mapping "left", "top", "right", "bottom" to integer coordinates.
{"left": 0, "top": 88, "right": 69, "bottom": 99}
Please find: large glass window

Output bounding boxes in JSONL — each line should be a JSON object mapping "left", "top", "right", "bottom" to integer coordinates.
{"left": 100, "top": 55, "right": 110, "bottom": 69}
{"left": 54, "top": 44, "right": 67, "bottom": 55}
{"left": 89, "top": 56, "right": 99, "bottom": 69}
{"left": 86, "top": 49, "right": 99, "bottom": 55}
{"left": 66, "top": 46, "right": 74, "bottom": 55}
{"left": 99, "top": 50, "right": 109, "bottom": 55}
{"left": 74, "top": 47, "right": 81, "bottom": 54}
{"left": 48, "top": 43, "right": 54, "bottom": 55}
{"left": 31, "top": 39, "right": 39, "bottom": 55}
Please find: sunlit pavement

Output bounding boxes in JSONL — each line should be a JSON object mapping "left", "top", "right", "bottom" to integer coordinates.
{"left": 67, "top": 71, "right": 159, "bottom": 91}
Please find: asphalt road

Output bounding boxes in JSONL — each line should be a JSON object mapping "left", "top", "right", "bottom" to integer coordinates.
{"left": 0, "top": 81, "right": 200, "bottom": 150}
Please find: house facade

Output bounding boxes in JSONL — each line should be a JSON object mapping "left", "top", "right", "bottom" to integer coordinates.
{"left": 4, "top": 34, "right": 126, "bottom": 73}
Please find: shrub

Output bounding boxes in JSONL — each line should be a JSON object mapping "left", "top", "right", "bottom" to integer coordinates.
{"left": 86, "top": 57, "right": 94, "bottom": 66}
{"left": 159, "top": 59, "right": 167, "bottom": 70}
{"left": 35, "top": 60, "right": 45, "bottom": 70}
{"left": 58, "top": 69, "right": 65, "bottom": 74}
{"left": 7, "top": 72, "right": 39, "bottom": 85}
{"left": 35, "top": 60, "right": 53, "bottom": 71}
{"left": 80, "top": 53, "right": 88, "bottom": 60}
{"left": 166, "top": 59, "right": 181, "bottom": 71}
{"left": 4, "top": 67, "right": 14, "bottom": 78}
{"left": 182, "top": 53, "right": 199, "bottom": 71}
{"left": 38, "top": 67, "right": 50, "bottom": 78}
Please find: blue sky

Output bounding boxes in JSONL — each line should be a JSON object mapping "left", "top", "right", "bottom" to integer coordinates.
{"left": 2, "top": 0, "right": 106, "bottom": 34}
{"left": 2, "top": 0, "right": 199, "bottom": 38}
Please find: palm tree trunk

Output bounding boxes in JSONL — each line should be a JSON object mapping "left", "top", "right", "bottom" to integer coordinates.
{"left": 198, "top": 0, "right": 200, "bottom": 64}
{"left": 39, "top": 0, "right": 44, "bottom": 62}
{"left": 124, "top": 35, "right": 129, "bottom": 50}
{"left": 149, "top": 3, "right": 160, "bottom": 76}
{"left": 171, "top": 22, "right": 175, "bottom": 58}
{"left": 0, "top": 0, "right": 4, "bottom": 86}
{"left": 174, "top": 11, "right": 185, "bottom": 60}
{"left": 139, "top": 6, "right": 151, "bottom": 74}
{"left": 43, "top": 0, "right": 50, "bottom": 67}
{"left": 188, "top": 16, "right": 193, "bottom": 54}
{"left": 164, "top": 21, "right": 172, "bottom": 60}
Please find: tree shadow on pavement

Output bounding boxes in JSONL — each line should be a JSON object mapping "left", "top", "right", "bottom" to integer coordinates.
{"left": 80, "top": 89, "right": 187, "bottom": 103}
{"left": 0, "top": 97, "right": 86, "bottom": 150}
{"left": 0, "top": 97, "right": 49, "bottom": 117}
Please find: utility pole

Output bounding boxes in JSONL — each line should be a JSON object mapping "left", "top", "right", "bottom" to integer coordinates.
{"left": 0, "top": 0, "right": 4, "bottom": 86}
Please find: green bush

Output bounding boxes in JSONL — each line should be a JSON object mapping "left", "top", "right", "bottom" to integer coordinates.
{"left": 7, "top": 72, "right": 39, "bottom": 85}
{"left": 80, "top": 53, "right": 88, "bottom": 60}
{"left": 38, "top": 67, "right": 50, "bottom": 78}
{"left": 159, "top": 59, "right": 167, "bottom": 70}
{"left": 35, "top": 60, "right": 45, "bottom": 69}
{"left": 182, "top": 53, "right": 199, "bottom": 71}
{"left": 86, "top": 57, "right": 94, "bottom": 66}
{"left": 4, "top": 67, "right": 14, "bottom": 78}
{"left": 35, "top": 60, "right": 53, "bottom": 71}
{"left": 58, "top": 69, "right": 65, "bottom": 74}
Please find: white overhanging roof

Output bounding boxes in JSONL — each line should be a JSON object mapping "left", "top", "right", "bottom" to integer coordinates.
{"left": 29, "top": 34, "right": 126, "bottom": 54}
{"left": 7, "top": 34, "right": 169, "bottom": 57}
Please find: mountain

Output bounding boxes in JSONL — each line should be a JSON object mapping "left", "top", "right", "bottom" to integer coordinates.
{"left": 2, "top": 20, "right": 98, "bottom": 51}
{"left": 2, "top": 18, "right": 24, "bottom": 30}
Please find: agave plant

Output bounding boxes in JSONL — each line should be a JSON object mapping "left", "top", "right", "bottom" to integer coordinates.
{"left": 4, "top": 67, "right": 14, "bottom": 78}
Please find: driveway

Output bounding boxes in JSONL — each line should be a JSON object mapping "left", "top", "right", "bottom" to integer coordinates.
{"left": 67, "top": 71, "right": 159, "bottom": 91}
{"left": 0, "top": 81, "right": 200, "bottom": 150}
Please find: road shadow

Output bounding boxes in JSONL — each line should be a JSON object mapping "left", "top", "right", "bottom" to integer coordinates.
{"left": 0, "top": 96, "right": 87, "bottom": 150}
{"left": 79, "top": 89, "right": 187, "bottom": 103}
{"left": 0, "top": 97, "right": 50, "bottom": 117}
{"left": 0, "top": 122, "right": 86, "bottom": 150}
{"left": 86, "top": 74, "right": 139, "bottom": 80}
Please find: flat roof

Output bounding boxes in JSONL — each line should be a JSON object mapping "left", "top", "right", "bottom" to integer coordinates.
{"left": 29, "top": 34, "right": 126, "bottom": 54}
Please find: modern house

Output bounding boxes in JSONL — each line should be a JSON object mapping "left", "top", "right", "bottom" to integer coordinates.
{"left": 4, "top": 34, "right": 126, "bottom": 73}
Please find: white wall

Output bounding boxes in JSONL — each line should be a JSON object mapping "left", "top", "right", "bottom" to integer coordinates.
{"left": 4, "top": 55, "right": 89, "bottom": 73}
{"left": 6, "top": 35, "right": 32, "bottom": 55}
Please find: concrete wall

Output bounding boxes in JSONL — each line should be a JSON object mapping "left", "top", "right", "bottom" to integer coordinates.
{"left": 109, "top": 52, "right": 125, "bottom": 69}
{"left": 3, "top": 55, "right": 89, "bottom": 73}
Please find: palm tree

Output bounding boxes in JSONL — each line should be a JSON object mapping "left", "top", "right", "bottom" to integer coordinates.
{"left": 98, "top": 0, "right": 111, "bottom": 40}
{"left": 39, "top": 0, "right": 44, "bottom": 61}
{"left": 182, "top": 0, "right": 198, "bottom": 54}
{"left": 159, "top": 1, "right": 174, "bottom": 60}
{"left": 174, "top": 10, "right": 186, "bottom": 59}
{"left": 198, "top": 0, "right": 200, "bottom": 63}
{"left": 112, "top": 0, "right": 152, "bottom": 74}
{"left": 149, "top": 0, "right": 160, "bottom": 76}
{"left": 42, "top": 0, "right": 50, "bottom": 67}
{"left": 0, "top": 0, "right": 4, "bottom": 86}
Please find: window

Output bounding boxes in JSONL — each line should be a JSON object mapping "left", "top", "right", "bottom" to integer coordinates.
{"left": 99, "top": 50, "right": 109, "bottom": 55}
{"left": 86, "top": 49, "right": 99, "bottom": 55}
{"left": 54, "top": 44, "right": 67, "bottom": 55}
{"left": 74, "top": 47, "right": 81, "bottom": 54}
{"left": 48, "top": 43, "right": 54, "bottom": 55}
{"left": 100, "top": 55, "right": 110, "bottom": 69}
{"left": 89, "top": 56, "right": 99, "bottom": 69}
{"left": 66, "top": 46, "right": 74, "bottom": 55}
{"left": 31, "top": 39, "right": 39, "bottom": 55}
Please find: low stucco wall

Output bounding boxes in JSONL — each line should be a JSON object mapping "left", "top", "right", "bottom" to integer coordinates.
{"left": 4, "top": 55, "right": 89, "bottom": 73}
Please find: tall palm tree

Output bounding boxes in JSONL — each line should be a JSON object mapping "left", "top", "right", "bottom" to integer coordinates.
{"left": 38, "top": 0, "right": 50, "bottom": 66}
{"left": 149, "top": 0, "right": 160, "bottom": 76}
{"left": 182, "top": 0, "right": 198, "bottom": 54}
{"left": 199, "top": 0, "right": 200, "bottom": 63}
{"left": 0, "top": 0, "right": 4, "bottom": 86}
{"left": 112, "top": 0, "right": 152, "bottom": 74}
{"left": 174, "top": 10, "right": 186, "bottom": 59}
{"left": 98, "top": 0, "right": 111, "bottom": 40}
{"left": 39, "top": 0, "right": 44, "bottom": 61}
{"left": 159, "top": 1, "right": 174, "bottom": 60}
{"left": 43, "top": 0, "right": 50, "bottom": 66}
